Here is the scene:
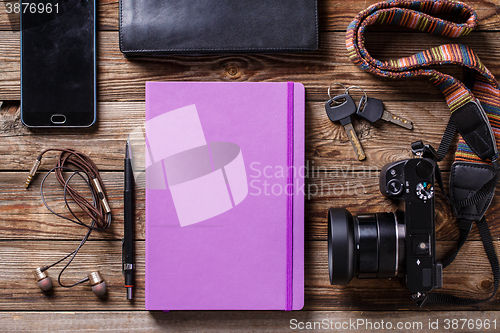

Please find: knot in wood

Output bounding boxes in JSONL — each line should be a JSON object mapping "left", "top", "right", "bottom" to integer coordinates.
{"left": 481, "top": 279, "right": 493, "bottom": 289}
{"left": 227, "top": 66, "right": 239, "bottom": 77}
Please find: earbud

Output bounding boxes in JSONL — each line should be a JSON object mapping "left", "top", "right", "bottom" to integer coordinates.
{"left": 33, "top": 267, "right": 53, "bottom": 292}
{"left": 33, "top": 268, "right": 107, "bottom": 297}
{"left": 88, "top": 271, "right": 107, "bottom": 297}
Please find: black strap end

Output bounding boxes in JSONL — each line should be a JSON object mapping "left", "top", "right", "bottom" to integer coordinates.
{"left": 458, "top": 219, "right": 474, "bottom": 232}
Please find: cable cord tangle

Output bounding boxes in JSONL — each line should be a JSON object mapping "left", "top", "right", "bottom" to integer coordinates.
{"left": 26, "top": 148, "right": 112, "bottom": 295}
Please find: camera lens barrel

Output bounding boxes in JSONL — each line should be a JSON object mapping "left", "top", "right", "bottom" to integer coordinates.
{"left": 356, "top": 215, "right": 379, "bottom": 278}
{"left": 328, "top": 208, "right": 405, "bottom": 285}
{"left": 358, "top": 213, "right": 405, "bottom": 278}
{"left": 328, "top": 208, "right": 356, "bottom": 285}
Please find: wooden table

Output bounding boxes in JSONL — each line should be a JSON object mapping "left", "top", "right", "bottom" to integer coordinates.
{"left": 1, "top": 0, "right": 500, "bottom": 331}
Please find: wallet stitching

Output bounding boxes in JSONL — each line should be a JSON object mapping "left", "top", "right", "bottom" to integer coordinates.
{"left": 123, "top": 47, "right": 316, "bottom": 52}
{"left": 119, "top": 1, "right": 319, "bottom": 53}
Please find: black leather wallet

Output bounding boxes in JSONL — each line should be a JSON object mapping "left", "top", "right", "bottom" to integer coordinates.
{"left": 119, "top": 0, "right": 318, "bottom": 56}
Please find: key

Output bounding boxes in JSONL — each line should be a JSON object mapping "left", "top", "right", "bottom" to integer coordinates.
{"left": 325, "top": 94, "right": 366, "bottom": 161}
{"left": 356, "top": 96, "right": 413, "bottom": 130}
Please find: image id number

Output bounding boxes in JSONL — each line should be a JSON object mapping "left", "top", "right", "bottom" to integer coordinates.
{"left": 6, "top": 2, "right": 59, "bottom": 14}
{"left": 443, "top": 318, "right": 497, "bottom": 330}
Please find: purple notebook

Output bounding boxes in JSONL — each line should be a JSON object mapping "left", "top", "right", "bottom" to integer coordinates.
{"left": 145, "top": 81, "right": 305, "bottom": 311}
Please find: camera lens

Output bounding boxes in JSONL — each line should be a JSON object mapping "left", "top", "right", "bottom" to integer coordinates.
{"left": 328, "top": 208, "right": 405, "bottom": 285}
{"left": 328, "top": 208, "right": 356, "bottom": 284}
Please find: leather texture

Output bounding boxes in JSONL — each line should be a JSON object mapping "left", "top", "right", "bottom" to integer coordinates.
{"left": 119, "top": 0, "right": 318, "bottom": 56}
{"left": 449, "top": 161, "right": 496, "bottom": 221}
{"left": 451, "top": 101, "right": 498, "bottom": 161}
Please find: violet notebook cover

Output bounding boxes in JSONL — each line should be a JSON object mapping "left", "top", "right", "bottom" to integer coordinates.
{"left": 145, "top": 81, "right": 305, "bottom": 311}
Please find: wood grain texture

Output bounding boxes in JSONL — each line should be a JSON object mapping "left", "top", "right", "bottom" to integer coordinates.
{"left": 1, "top": 0, "right": 500, "bottom": 324}
{"left": 2, "top": 170, "right": 500, "bottom": 242}
{"left": 306, "top": 241, "right": 500, "bottom": 310}
{"left": 0, "top": 100, "right": 457, "bottom": 171}
{"left": 2, "top": 30, "right": 500, "bottom": 101}
{"left": 1, "top": 311, "right": 499, "bottom": 332}
{"left": 0, "top": 172, "right": 145, "bottom": 240}
{"left": 0, "top": 240, "right": 144, "bottom": 310}
{"left": 0, "top": 240, "right": 499, "bottom": 311}
{"left": 1, "top": 0, "right": 499, "bottom": 31}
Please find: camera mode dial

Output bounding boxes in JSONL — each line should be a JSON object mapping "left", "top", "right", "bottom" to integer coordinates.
{"left": 415, "top": 182, "right": 434, "bottom": 201}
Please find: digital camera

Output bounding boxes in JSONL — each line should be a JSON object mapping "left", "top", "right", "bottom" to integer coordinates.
{"left": 328, "top": 158, "right": 443, "bottom": 295}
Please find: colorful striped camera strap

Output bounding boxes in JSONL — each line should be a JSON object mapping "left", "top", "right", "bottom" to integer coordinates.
{"left": 347, "top": 0, "right": 500, "bottom": 306}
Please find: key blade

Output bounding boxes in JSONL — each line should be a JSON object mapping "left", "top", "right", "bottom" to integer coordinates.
{"left": 344, "top": 122, "right": 366, "bottom": 161}
{"left": 381, "top": 111, "right": 413, "bottom": 129}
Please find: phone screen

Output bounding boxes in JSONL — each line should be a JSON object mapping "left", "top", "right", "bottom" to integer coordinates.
{"left": 21, "top": 0, "right": 96, "bottom": 127}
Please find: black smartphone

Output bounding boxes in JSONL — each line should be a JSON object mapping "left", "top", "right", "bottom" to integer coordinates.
{"left": 20, "top": 0, "right": 96, "bottom": 127}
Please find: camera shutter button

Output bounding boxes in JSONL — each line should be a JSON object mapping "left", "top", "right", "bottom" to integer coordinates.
{"left": 416, "top": 160, "right": 434, "bottom": 179}
{"left": 387, "top": 179, "right": 403, "bottom": 196}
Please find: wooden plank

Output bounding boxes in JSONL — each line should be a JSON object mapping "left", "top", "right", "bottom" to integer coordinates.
{"left": 2, "top": 30, "right": 500, "bottom": 101}
{"left": 0, "top": 240, "right": 145, "bottom": 310}
{"left": 0, "top": 100, "right": 471, "bottom": 171}
{"left": 0, "top": 1, "right": 21, "bottom": 31}
{"left": 2, "top": 170, "right": 500, "bottom": 242}
{"left": 0, "top": 240, "right": 499, "bottom": 311}
{"left": 306, "top": 241, "right": 500, "bottom": 310}
{"left": 2, "top": 0, "right": 499, "bottom": 32}
{"left": 0, "top": 30, "right": 19, "bottom": 99}
{"left": 303, "top": 172, "right": 500, "bottom": 242}
{"left": 0, "top": 172, "right": 144, "bottom": 240}
{"left": 1, "top": 311, "right": 499, "bottom": 332}
{"left": 2, "top": 0, "right": 500, "bottom": 321}
{"left": 0, "top": 102, "right": 143, "bottom": 171}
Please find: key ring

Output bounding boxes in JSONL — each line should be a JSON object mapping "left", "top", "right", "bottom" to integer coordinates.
{"left": 327, "top": 82, "right": 348, "bottom": 99}
{"left": 328, "top": 83, "right": 348, "bottom": 105}
{"left": 346, "top": 86, "right": 368, "bottom": 109}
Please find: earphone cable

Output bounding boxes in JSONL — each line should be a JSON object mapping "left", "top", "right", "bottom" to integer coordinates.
{"left": 35, "top": 149, "right": 112, "bottom": 288}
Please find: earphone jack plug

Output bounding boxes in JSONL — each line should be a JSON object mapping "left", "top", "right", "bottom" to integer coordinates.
{"left": 25, "top": 155, "right": 42, "bottom": 189}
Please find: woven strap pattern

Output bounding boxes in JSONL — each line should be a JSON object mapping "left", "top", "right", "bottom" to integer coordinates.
{"left": 346, "top": 0, "right": 500, "bottom": 164}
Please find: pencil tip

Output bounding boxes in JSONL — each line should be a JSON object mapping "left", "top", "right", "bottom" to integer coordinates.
{"left": 126, "top": 136, "right": 130, "bottom": 158}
